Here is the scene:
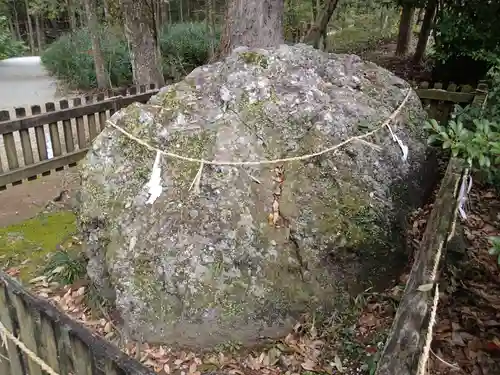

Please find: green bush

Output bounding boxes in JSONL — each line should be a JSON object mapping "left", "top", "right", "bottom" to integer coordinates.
{"left": 489, "top": 236, "right": 500, "bottom": 265}
{"left": 41, "top": 23, "right": 218, "bottom": 89}
{"left": 160, "top": 22, "right": 220, "bottom": 80}
{"left": 0, "top": 16, "right": 28, "bottom": 59}
{"left": 41, "top": 27, "right": 131, "bottom": 89}
{"left": 425, "top": 62, "right": 500, "bottom": 185}
{"left": 43, "top": 249, "right": 87, "bottom": 285}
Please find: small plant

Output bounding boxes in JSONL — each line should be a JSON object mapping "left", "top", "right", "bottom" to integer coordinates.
{"left": 424, "top": 117, "right": 500, "bottom": 170}
{"left": 489, "top": 236, "right": 500, "bottom": 265}
{"left": 43, "top": 249, "right": 87, "bottom": 285}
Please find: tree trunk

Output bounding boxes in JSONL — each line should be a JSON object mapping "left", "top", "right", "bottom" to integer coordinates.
{"left": 311, "top": 0, "right": 318, "bottom": 21}
{"left": 303, "top": 0, "right": 339, "bottom": 49}
{"left": 395, "top": 4, "right": 415, "bottom": 56}
{"left": 84, "top": 0, "right": 110, "bottom": 88}
{"left": 68, "top": 0, "right": 77, "bottom": 30}
{"left": 35, "top": 16, "right": 44, "bottom": 53}
{"left": 13, "top": 5, "right": 22, "bottom": 40}
{"left": 7, "top": 15, "right": 16, "bottom": 39}
{"left": 161, "top": 1, "right": 169, "bottom": 30}
{"left": 103, "top": 0, "right": 111, "bottom": 22}
{"left": 413, "top": 0, "right": 437, "bottom": 64}
{"left": 215, "top": 0, "right": 285, "bottom": 60}
{"left": 379, "top": 8, "right": 389, "bottom": 30}
{"left": 179, "top": 0, "right": 184, "bottom": 22}
{"left": 24, "top": 0, "right": 35, "bottom": 55}
{"left": 206, "top": 0, "right": 216, "bottom": 59}
{"left": 120, "top": 0, "right": 165, "bottom": 86}
{"left": 416, "top": 7, "right": 424, "bottom": 24}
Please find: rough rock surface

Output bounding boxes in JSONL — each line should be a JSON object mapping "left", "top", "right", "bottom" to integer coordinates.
{"left": 78, "top": 44, "right": 435, "bottom": 349}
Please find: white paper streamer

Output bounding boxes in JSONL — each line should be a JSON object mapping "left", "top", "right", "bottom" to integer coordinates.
{"left": 45, "top": 129, "right": 54, "bottom": 159}
{"left": 145, "top": 151, "right": 163, "bottom": 204}
{"left": 387, "top": 124, "right": 409, "bottom": 161}
{"left": 457, "top": 172, "right": 473, "bottom": 220}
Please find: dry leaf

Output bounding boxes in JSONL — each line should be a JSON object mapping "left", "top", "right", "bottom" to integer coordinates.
{"left": 417, "top": 283, "right": 434, "bottom": 292}
{"left": 301, "top": 359, "right": 316, "bottom": 371}
{"left": 188, "top": 362, "right": 197, "bottom": 374}
{"left": 333, "top": 354, "right": 344, "bottom": 372}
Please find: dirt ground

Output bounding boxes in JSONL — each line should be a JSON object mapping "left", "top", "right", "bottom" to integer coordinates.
{"left": 0, "top": 169, "right": 79, "bottom": 227}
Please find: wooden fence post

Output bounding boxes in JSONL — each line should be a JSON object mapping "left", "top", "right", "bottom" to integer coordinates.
{"left": 0, "top": 284, "right": 24, "bottom": 375}
{"left": 16, "top": 107, "right": 35, "bottom": 170}
{"left": 375, "top": 81, "right": 490, "bottom": 375}
{"left": 472, "top": 81, "right": 489, "bottom": 108}
{"left": 1, "top": 111, "right": 20, "bottom": 173}
{"left": 60, "top": 100, "right": 75, "bottom": 154}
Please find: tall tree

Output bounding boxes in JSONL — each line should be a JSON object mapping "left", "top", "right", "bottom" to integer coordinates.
{"left": 413, "top": 0, "right": 437, "bottom": 64}
{"left": 303, "top": 0, "right": 340, "bottom": 50}
{"left": 34, "top": 14, "right": 43, "bottom": 52}
{"left": 395, "top": 1, "right": 416, "bottom": 56}
{"left": 67, "top": 0, "right": 77, "bottom": 30}
{"left": 216, "top": 0, "right": 285, "bottom": 59}
{"left": 83, "top": 0, "right": 109, "bottom": 88}
{"left": 120, "top": 0, "right": 165, "bottom": 86}
{"left": 24, "top": 0, "right": 35, "bottom": 54}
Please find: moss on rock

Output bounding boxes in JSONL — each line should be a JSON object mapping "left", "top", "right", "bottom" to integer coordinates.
{"left": 238, "top": 51, "right": 269, "bottom": 69}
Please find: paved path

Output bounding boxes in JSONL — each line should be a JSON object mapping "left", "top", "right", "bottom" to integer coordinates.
{"left": 0, "top": 56, "right": 61, "bottom": 110}
{"left": 0, "top": 56, "right": 78, "bottom": 226}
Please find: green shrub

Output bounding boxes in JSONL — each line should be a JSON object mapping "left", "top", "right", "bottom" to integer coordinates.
{"left": 43, "top": 249, "right": 87, "bottom": 285}
{"left": 425, "top": 62, "right": 500, "bottom": 185}
{"left": 41, "top": 23, "right": 218, "bottom": 90}
{"left": 0, "top": 16, "right": 28, "bottom": 59}
{"left": 41, "top": 27, "right": 131, "bottom": 89}
{"left": 160, "top": 22, "right": 220, "bottom": 80}
{"left": 489, "top": 236, "right": 500, "bottom": 265}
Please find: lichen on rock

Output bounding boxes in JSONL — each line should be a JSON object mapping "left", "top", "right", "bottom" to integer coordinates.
{"left": 78, "top": 44, "right": 435, "bottom": 349}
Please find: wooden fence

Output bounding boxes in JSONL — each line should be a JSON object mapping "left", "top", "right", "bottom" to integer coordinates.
{"left": 0, "top": 84, "right": 159, "bottom": 190}
{"left": 0, "top": 81, "right": 489, "bottom": 190}
{"left": 0, "top": 272, "right": 155, "bottom": 375}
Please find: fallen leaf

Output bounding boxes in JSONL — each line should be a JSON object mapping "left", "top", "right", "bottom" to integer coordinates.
{"left": 333, "top": 354, "right": 344, "bottom": 372}
{"left": 301, "top": 359, "right": 316, "bottom": 371}
{"left": 417, "top": 283, "right": 434, "bottom": 292}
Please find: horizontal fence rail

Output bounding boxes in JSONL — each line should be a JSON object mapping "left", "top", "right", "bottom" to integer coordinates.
{"left": 412, "top": 81, "right": 488, "bottom": 125}
{"left": 0, "top": 84, "right": 159, "bottom": 189}
{"left": 0, "top": 271, "right": 156, "bottom": 375}
{"left": 0, "top": 80, "right": 489, "bottom": 190}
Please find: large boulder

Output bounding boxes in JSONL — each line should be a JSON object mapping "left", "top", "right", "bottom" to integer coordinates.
{"left": 78, "top": 44, "right": 435, "bottom": 349}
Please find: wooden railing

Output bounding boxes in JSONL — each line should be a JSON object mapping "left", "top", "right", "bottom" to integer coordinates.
{"left": 0, "top": 81, "right": 489, "bottom": 190}
{"left": 0, "top": 271, "right": 155, "bottom": 375}
{"left": 0, "top": 84, "right": 159, "bottom": 190}
{"left": 413, "top": 81, "right": 489, "bottom": 123}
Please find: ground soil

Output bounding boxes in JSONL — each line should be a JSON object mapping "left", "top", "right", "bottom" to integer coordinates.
{"left": 359, "top": 40, "right": 433, "bottom": 83}
{"left": 0, "top": 169, "right": 79, "bottom": 227}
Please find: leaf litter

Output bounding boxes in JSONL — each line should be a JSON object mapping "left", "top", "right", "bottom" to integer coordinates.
{"left": 426, "top": 184, "right": 500, "bottom": 375}
{"left": 24, "top": 249, "right": 403, "bottom": 375}
{"left": 11, "top": 179, "right": 499, "bottom": 375}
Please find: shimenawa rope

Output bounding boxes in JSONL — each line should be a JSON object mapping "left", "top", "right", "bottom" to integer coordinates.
{"left": 0, "top": 321, "right": 59, "bottom": 375}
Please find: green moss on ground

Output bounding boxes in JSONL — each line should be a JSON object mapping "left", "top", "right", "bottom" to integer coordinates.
{"left": 0, "top": 211, "right": 77, "bottom": 281}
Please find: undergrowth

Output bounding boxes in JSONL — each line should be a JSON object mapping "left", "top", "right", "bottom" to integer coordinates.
{"left": 43, "top": 248, "right": 87, "bottom": 285}
{"left": 327, "top": 12, "right": 400, "bottom": 54}
{"left": 41, "top": 22, "right": 219, "bottom": 89}
{"left": 424, "top": 60, "right": 500, "bottom": 264}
